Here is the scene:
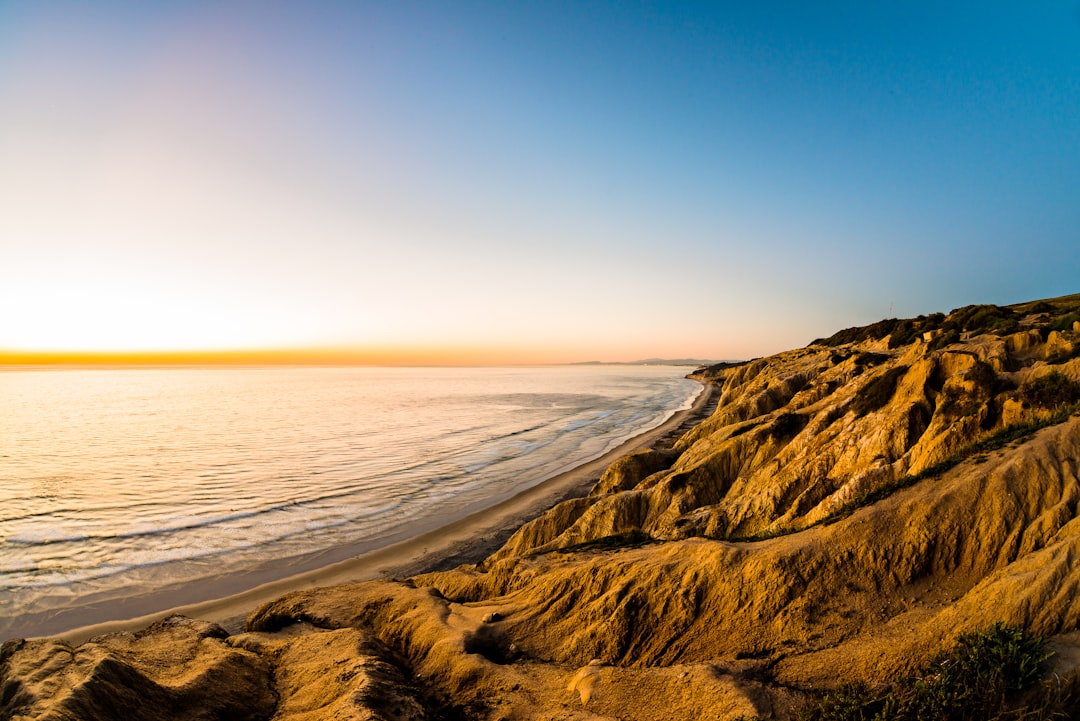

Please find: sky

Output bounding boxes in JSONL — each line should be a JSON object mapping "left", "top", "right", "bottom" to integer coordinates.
{"left": 1, "top": 1, "right": 1078, "bottom": 364}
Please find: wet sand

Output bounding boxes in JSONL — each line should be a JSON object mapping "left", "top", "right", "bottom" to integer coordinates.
{"left": 55, "top": 381, "right": 717, "bottom": 644}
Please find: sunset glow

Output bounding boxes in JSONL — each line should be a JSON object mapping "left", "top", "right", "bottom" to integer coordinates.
{"left": 2, "top": 3, "right": 1078, "bottom": 364}
{"left": 0, "top": 346, "right": 626, "bottom": 368}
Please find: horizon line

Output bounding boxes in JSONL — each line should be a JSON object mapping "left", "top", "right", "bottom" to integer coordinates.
{"left": 0, "top": 348, "right": 722, "bottom": 368}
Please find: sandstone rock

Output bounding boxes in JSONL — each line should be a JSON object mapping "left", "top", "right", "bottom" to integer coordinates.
{"left": 0, "top": 616, "right": 274, "bottom": 721}
{"left": 8, "top": 295, "right": 1080, "bottom": 721}
{"left": 590, "top": 448, "right": 681, "bottom": 495}
{"left": 1047, "top": 330, "right": 1076, "bottom": 360}
{"left": 493, "top": 329, "right": 1079, "bottom": 554}
{"left": 230, "top": 624, "right": 425, "bottom": 721}
{"left": 249, "top": 580, "right": 771, "bottom": 720}
{"left": 414, "top": 419, "right": 1080, "bottom": 690}
{"left": 1006, "top": 329, "right": 1043, "bottom": 352}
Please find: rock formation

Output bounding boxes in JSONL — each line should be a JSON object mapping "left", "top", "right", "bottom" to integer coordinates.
{"left": 4, "top": 294, "right": 1080, "bottom": 720}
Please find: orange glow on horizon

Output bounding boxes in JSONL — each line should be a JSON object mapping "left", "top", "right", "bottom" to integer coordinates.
{"left": 0, "top": 345, "right": 631, "bottom": 367}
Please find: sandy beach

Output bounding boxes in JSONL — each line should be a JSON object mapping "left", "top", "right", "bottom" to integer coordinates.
{"left": 52, "top": 380, "right": 717, "bottom": 644}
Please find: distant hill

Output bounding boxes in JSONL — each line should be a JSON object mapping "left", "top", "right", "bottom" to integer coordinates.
{"left": 570, "top": 358, "right": 739, "bottom": 367}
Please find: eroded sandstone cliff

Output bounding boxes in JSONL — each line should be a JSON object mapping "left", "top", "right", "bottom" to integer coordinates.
{"left": 5, "top": 295, "right": 1080, "bottom": 720}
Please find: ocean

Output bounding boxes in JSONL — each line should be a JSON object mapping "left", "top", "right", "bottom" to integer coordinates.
{"left": 0, "top": 364, "right": 699, "bottom": 639}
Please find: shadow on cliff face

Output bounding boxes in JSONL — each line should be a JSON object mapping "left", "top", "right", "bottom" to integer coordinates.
{"left": 392, "top": 295, "right": 1080, "bottom": 716}
{"left": 5, "top": 294, "right": 1080, "bottom": 721}
{"left": 1, "top": 617, "right": 276, "bottom": 721}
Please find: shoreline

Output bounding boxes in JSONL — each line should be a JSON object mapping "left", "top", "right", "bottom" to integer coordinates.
{"left": 51, "top": 380, "right": 718, "bottom": 645}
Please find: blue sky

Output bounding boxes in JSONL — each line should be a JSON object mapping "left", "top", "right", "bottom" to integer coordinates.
{"left": 1, "top": 1, "right": 1078, "bottom": 361}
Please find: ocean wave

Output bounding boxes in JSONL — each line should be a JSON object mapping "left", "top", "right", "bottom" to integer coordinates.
{"left": 0, "top": 366, "right": 699, "bottom": 623}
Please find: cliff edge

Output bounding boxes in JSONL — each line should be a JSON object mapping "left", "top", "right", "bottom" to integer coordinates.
{"left": 5, "top": 294, "right": 1080, "bottom": 720}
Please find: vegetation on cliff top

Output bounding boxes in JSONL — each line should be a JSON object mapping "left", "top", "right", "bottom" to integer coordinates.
{"left": 795, "top": 623, "right": 1065, "bottom": 721}
{"left": 6, "top": 293, "right": 1080, "bottom": 721}
{"left": 811, "top": 294, "right": 1080, "bottom": 349}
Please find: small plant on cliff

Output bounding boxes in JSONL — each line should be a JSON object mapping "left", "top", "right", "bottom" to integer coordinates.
{"left": 1042, "top": 310, "right": 1080, "bottom": 333}
{"left": 943, "top": 304, "right": 1019, "bottom": 337}
{"left": 928, "top": 328, "right": 961, "bottom": 352}
{"left": 1028, "top": 301, "right": 1057, "bottom": 315}
{"left": 796, "top": 623, "right": 1063, "bottom": 721}
{"left": 814, "top": 318, "right": 902, "bottom": 347}
{"left": 1019, "top": 371, "right": 1080, "bottom": 410}
{"left": 812, "top": 314, "right": 946, "bottom": 348}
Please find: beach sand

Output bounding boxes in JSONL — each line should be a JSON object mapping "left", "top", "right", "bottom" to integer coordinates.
{"left": 53, "top": 381, "right": 717, "bottom": 644}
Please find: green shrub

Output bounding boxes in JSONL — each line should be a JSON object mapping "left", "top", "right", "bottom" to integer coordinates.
{"left": 1019, "top": 371, "right": 1080, "bottom": 410}
{"left": 814, "top": 319, "right": 902, "bottom": 347}
{"left": 943, "top": 304, "right": 1018, "bottom": 337}
{"left": 884, "top": 314, "right": 946, "bottom": 348}
{"left": 808, "top": 300, "right": 1076, "bottom": 350}
{"left": 1028, "top": 301, "right": 1056, "bottom": 315}
{"left": 938, "top": 385, "right": 981, "bottom": 417}
{"left": 796, "top": 623, "right": 1059, "bottom": 721}
{"left": 887, "top": 318, "right": 924, "bottom": 348}
{"left": 1044, "top": 310, "right": 1080, "bottom": 333}
{"left": 928, "top": 329, "right": 961, "bottom": 352}
{"left": 812, "top": 313, "right": 949, "bottom": 348}
{"left": 966, "top": 360, "right": 999, "bottom": 390}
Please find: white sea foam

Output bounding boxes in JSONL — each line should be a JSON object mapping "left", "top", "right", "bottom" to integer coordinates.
{"left": 0, "top": 365, "right": 698, "bottom": 637}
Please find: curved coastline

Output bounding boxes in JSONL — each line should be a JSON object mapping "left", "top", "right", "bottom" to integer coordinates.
{"left": 47, "top": 380, "right": 717, "bottom": 644}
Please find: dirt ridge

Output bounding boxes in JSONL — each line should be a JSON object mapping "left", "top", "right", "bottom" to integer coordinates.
{"left": 5, "top": 294, "right": 1080, "bottom": 720}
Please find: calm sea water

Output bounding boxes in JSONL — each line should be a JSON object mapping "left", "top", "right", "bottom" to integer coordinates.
{"left": 0, "top": 365, "right": 698, "bottom": 638}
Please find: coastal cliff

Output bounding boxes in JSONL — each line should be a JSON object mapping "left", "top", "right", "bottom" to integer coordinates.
{"left": 5, "top": 295, "right": 1080, "bottom": 720}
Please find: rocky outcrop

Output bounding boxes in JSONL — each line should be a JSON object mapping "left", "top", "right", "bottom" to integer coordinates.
{"left": 492, "top": 303, "right": 1080, "bottom": 551}
{"left": 0, "top": 616, "right": 274, "bottom": 721}
{"left": 229, "top": 624, "right": 425, "bottom": 721}
{"left": 416, "top": 417, "right": 1080, "bottom": 671}
{"left": 0, "top": 615, "right": 426, "bottom": 721}
{"left": 4, "top": 294, "right": 1080, "bottom": 720}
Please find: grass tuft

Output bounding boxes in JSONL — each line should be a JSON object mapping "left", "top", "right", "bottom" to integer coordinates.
{"left": 796, "top": 623, "right": 1064, "bottom": 721}
{"left": 1042, "top": 310, "right": 1080, "bottom": 333}
{"left": 1019, "top": 371, "right": 1080, "bottom": 410}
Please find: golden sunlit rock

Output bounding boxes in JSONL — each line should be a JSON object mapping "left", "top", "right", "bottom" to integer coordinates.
{"left": 567, "top": 659, "right": 603, "bottom": 706}
{"left": 4, "top": 295, "right": 1080, "bottom": 720}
